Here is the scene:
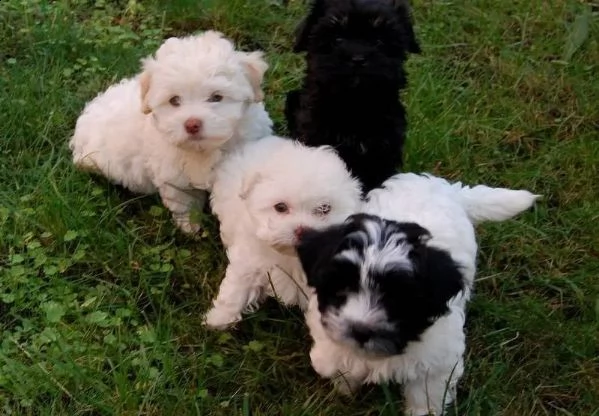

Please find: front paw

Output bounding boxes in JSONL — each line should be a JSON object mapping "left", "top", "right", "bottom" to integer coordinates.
{"left": 310, "top": 345, "right": 339, "bottom": 378}
{"left": 332, "top": 373, "right": 361, "bottom": 396}
{"left": 203, "top": 307, "right": 241, "bottom": 330}
{"left": 405, "top": 408, "right": 437, "bottom": 416}
{"left": 172, "top": 213, "right": 201, "bottom": 234}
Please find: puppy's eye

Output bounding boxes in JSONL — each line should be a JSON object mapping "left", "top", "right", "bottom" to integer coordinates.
{"left": 169, "top": 96, "right": 181, "bottom": 107}
{"left": 335, "top": 37, "right": 343, "bottom": 44}
{"left": 207, "top": 93, "right": 223, "bottom": 103}
{"left": 313, "top": 203, "right": 331, "bottom": 216}
{"left": 274, "top": 202, "right": 289, "bottom": 214}
{"left": 335, "top": 290, "right": 348, "bottom": 300}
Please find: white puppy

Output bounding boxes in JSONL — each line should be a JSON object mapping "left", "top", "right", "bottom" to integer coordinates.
{"left": 297, "top": 173, "right": 539, "bottom": 415}
{"left": 69, "top": 31, "right": 272, "bottom": 233}
{"left": 204, "top": 136, "right": 362, "bottom": 329}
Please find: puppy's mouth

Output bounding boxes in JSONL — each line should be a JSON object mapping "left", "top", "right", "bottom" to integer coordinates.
{"left": 178, "top": 136, "right": 206, "bottom": 152}
{"left": 186, "top": 132, "right": 203, "bottom": 141}
{"left": 182, "top": 134, "right": 231, "bottom": 150}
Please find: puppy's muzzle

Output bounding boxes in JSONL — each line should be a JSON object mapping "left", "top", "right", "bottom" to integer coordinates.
{"left": 351, "top": 55, "right": 366, "bottom": 66}
{"left": 347, "top": 324, "right": 399, "bottom": 356}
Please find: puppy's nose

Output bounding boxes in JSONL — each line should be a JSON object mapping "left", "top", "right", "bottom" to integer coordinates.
{"left": 352, "top": 55, "right": 366, "bottom": 65}
{"left": 184, "top": 118, "right": 202, "bottom": 135}
{"left": 294, "top": 226, "right": 305, "bottom": 239}
{"left": 351, "top": 325, "right": 374, "bottom": 345}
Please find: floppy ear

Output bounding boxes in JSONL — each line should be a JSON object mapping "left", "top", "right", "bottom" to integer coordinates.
{"left": 139, "top": 71, "right": 152, "bottom": 114}
{"left": 293, "top": 0, "right": 327, "bottom": 52}
{"left": 239, "top": 171, "right": 262, "bottom": 200}
{"left": 398, "top": 222, "right": 431, "bottom": 248}
{"left": 396, "top": 221, "right": 464, "bottom": 315}
{"left": 391, "top": 0, "right": 421, "bottom": 54}
{"left": 238, "top": 51, "right": 268, "bottom": 102}
{"left": 416, "top": 245, "right": 465, "bottom": 317}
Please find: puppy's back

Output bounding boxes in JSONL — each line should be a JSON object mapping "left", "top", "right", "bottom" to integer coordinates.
{"left": 70, "top": 77, "right": 146, "bottom": 170}
{"left": 366, "top": 173, "right": 538, "bottom": 227}
{"left": 364, "top": 173, "right": 470, "bottom": 228}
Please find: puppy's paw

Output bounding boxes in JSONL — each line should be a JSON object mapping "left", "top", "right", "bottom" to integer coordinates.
{"left": 172, "top": 213, "right": 201, "bottom": 234}
{"left": 404, "top": 408, "right": 437, "bottom": 416}
{"left": 310, "top": 345, "right": 339, "bottom": 378}
{"left": 332, "top": 373, "right": 361, "bottom": 396}
{"left": 203, "top": 307, "right": 241, "bottom": 330}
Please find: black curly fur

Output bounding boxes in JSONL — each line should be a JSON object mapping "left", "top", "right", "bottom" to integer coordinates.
{"left": 285, "top": 0, "right": 420, "bottom": 192}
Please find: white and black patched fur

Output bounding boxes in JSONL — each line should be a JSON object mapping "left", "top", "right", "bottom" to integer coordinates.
{"left": 297, "top": 173, "right": 539, "bottom": 415}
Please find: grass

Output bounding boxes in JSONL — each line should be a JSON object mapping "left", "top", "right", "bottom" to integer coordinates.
{"left": 1, "top": 0, "right": 598, "bottom": 414}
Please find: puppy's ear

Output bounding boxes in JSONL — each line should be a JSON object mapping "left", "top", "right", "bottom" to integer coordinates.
{"left": 239, "top": 171, "right": 262, "bottom": 200}
{"left": 239, "top": 51, "right": 268, "bottom": 102}
{"left": 400, "top": 222, "right": 464, "bottom": 315}
{"left": 398, "top": 222, "right": 431, "bottom": 248}
{"left": 139, "top": 71, "right": 152, "bottom": 114}
{"left": 391, "top": 0, "right": 421, "bottom": 54}
{"left": 414, "top": 245, "right": 465, "bottom": 317}
{"left": 293, "top": 0, "right": 327, "bottom": 52}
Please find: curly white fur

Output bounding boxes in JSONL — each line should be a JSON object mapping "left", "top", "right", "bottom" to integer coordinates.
{"left": 306, "top": 173, "right": 539, "bottom": 415}
{"left": 204, "top": 136, "right": 362, "bottom": 329}
{"left": 69, "top": 31, "right": 272, "bottom": 233}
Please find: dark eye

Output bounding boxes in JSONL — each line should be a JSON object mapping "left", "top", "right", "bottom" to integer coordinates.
{"left": 334, "top": 290, "right": 349, "bottom": 303}
{"left": 274, "top": 202, "right": 289, "bottom": 214}
{"left": 169, "top": 96, "right": 181, "bottom": 106}
{"left": 323, "top": 288, "right": 351, "bottom": 309}
{"left": 207, "top": 93, "right": 223, "bottom": 103}
{"left": 313, "top": 203, "right": 331, "bottom": 216}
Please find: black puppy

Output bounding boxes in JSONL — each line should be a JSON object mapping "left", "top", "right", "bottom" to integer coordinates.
{"left": 285, "top": 0, "right": 420, "bottom": 192}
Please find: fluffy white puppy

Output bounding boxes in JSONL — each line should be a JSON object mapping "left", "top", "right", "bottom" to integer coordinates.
{"left": 69, "top": 31, "right": 272, "bottom": 233}
{"left": 297, "top": 173, "right": 539, "bottom": 416}
{"left": 204, "top": 136, "right": 362, "bottom": 329}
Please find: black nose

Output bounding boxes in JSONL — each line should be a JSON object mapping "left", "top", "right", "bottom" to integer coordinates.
{"left": 352, "top": 55, "right": 366, "bottom": 65}
{"left": 351, "top": 325, "right": 374, "bottom": 344}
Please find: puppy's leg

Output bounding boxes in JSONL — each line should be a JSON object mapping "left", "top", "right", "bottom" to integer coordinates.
{"left": 158, "top": 184, "right": 206, "bottom": 234}
{"left": 204, "top": 262, "right": 264, "bottom": 330}
{"left": 310, "top": 340, "right": 341, "bottom": 378}
{"left": 332, "top": 372, "right": 365, "bottom": 396}
{"left": 403, "top": 366, "right": 461, "bottom": 416}
{"left": 310, "top": 339, "right": 366, "bottom": 395}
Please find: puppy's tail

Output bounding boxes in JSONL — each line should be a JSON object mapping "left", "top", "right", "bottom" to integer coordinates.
{"left": 451, "top": 181, "right": 540, "bottom": 224}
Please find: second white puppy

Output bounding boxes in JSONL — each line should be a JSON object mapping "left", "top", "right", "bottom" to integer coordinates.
{"left": 70, "top": 31, "right": 272, "bottom": 233}
{"left": 204, "top": 136, "right": 362, "bottom": 329}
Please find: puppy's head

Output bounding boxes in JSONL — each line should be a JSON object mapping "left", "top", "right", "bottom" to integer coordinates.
{"left": 240, "top": 138, "right": 362, "bottom": 255}
{"left": 297, "top": 214, "right": 464, "bottom": 356}
{"left": 295, "top": 0, "right": 420, "bottom": 80}
{"left": 139, "top": 31, "right": 268, "bottom": 151}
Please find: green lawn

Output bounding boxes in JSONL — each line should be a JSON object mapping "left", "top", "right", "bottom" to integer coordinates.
{"left": 1, "top": 0, "right": 598, "bottom": 414}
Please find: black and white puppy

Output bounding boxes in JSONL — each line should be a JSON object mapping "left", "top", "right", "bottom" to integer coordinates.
{"left": 285, "top": 0, "right": 420, "bottom": 192}
{"left": 297, "top": 173, "right": 539, "bottom": 415}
